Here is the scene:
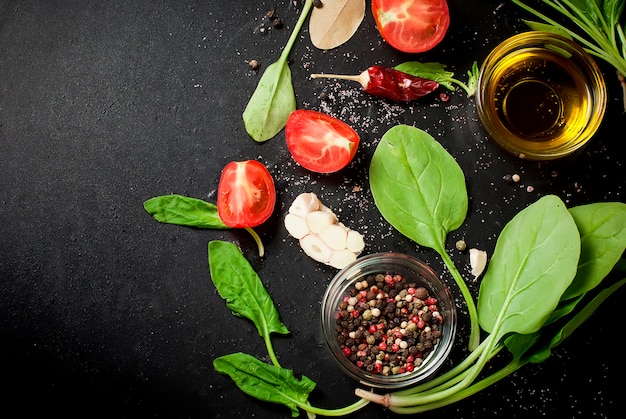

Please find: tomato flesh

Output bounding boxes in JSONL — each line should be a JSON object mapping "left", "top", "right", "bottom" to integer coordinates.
{"left": 372, "top": 0, "right": 450, "bottom": 53}
{"left": 285, "top": 110, "right": 360, "bottom": 174}
{"left": 217, "top": 160, "right": 276, "bottom": 228}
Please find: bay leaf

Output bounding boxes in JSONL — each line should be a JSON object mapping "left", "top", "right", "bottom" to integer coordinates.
{"left": 309, "top": 0, "right": 365, "bottom": 50}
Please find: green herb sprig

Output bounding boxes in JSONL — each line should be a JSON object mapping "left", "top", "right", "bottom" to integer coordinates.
{"left": 512, "top": 0, "right": 626, "bottom": 109}
{"left": 395, "top": 61, "right": 480, "bottom": 97}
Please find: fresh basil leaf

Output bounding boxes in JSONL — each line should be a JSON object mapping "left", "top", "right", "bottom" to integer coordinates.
{"left": 562, "top": 202, "right": 626, "bottom": 300}
{"left": 369, "top": 125, "right": 467, "bottom": 254}
{"left": 214, "top": 352, "right": 316, "bottom": 417}
{"left": 144, "top": 194, "right": 229, "bottom": 229}
{"left": 395, "top": 62, "right": 456, "bottom": 91}
{"left": 243, "top": 61, "right": 296, "bottom": 142}
{"left": 477, "top": 195, "right": 581, "bottom": 342}
{"left": 208, "top": 240, "right": 289, "bottom": 338}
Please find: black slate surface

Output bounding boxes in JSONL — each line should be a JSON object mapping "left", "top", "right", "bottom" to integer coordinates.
{"left": 1, "top": 1, "right": 624, "bottom": 418}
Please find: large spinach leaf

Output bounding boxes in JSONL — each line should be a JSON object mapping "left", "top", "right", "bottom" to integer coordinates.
{"left": 477, "top": 195, "right": 581, "bottom": 342}
{"left": 213, "top": 352, "right": 316, "bottom": 417}
{"left": 369, "top": 125, "right": 467, "bottom": 252}
{"left": 562, "top": 202, "right": 626, "bottom": 300}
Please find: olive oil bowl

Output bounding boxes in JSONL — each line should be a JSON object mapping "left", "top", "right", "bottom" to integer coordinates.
{"left": 476, "top": 31, "right": 607, "bottom": 160}
{"left": 320, "top": 253, "right": 456, "bottom": 389}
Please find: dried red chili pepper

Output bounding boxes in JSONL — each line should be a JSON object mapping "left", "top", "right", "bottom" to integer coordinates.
{"left": 311, "top": 65, "right": 439, "bottom": 102}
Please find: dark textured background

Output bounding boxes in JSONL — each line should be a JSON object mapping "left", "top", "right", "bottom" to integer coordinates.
{"left": 1, "top": 1, "right": 624, "bottom": 418}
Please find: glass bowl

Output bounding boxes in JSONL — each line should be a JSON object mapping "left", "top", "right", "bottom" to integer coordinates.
{"left": 476, "top": 31, "right": 607, "bottom": 160}
{"left": 320, "top": 253, "right": 456, "bottom": 389}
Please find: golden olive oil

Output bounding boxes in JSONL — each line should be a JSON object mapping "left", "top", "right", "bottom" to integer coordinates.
{"left": 482, "top": 48, "right": 595, "bottom": 155}
{"left": 477, "top": 32, "right": 606, "bottom": 160}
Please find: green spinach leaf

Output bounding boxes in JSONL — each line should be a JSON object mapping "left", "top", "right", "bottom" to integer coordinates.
{"left": 208, "top": 240, "right": 289, "bottom": 366}
{"left": 213, "top": 352, "right": 316, "bottom": 417}
{"left": 369, "top": 124, "right": 481, "bottom": 350}
{"left": 369, "top": 125, "right": 467, "bottom": 253}
{"left": 477, "top": 195, "right": 581, "bottom": 342}
{"left": 144, "top": 194, "right": 228, "bottom": 228}
{"left": 243, "top": 0, "right": 314, "bottom": 142}
{"left": 562, "top": 202, "right": 626, "bottom": 300}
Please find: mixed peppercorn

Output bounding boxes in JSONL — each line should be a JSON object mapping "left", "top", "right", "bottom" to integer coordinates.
{"left": 334, "top": 273, "right": 443, "bottom": 376}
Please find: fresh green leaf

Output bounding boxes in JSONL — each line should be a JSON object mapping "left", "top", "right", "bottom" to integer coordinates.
{"left": 214, "top": 352, "right": 316, "bottom": 417}
{"left": 242, "top": 0, "right": 314, "bottom": 142}
{"left": 563, "top": 202, "right": 626, "bottom": 299}
{"left": 524, "top": 277, "right": 626, "bottom": 364}
{"left": 369, "top": 125, "right": 467, "bottom": 253}
{"left": 208, "top": 240, "right": 289, "bottom": 366}
{"left": 243, "top": 61, "right": 296, "bottom": 142}
{"left": 477, "top": 195, "right": 581, "bottom": 342}
{"left": 395, "top": 62, "right": 456, "bottom": 91}
{"left": 395, "top": 61, "right": 480, "bottom": 97}
{"left": 144, "top": 194, "right": 229, "bottom": 229}
{"left": 369, "top": 124, "right": 480, "bottom": 350}
{"left": 521, "top": 19, "right": 572, "bottom": 38}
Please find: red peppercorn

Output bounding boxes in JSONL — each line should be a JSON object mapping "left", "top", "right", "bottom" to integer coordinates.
{"left": 342, "top": 347, "right": 352, "bottom": 357}
{"left": 369, "top": 325, "right": 377, "bottom": 334}
{"left": 391, "top": 343, "right": 400, "bottom": 352}
{"left": 425, "top": 297, "right": 438, "bottom": 305}
{"left": 351, "top": 310, "right": 360, "bottom": 318}
{"left": 407, "top": 287, "right": 416, "bottom": 295}
{"left": 356, "top": 360, "right": 364, "bottom": 368}
{"left": 429, "top": 304, "right": 438, "bottom": 312}
{"left": 405, "top": 363, "right": 415, "bottom": 372}
{"left": 416, "top": 319, "right": 425, "bottom": 329}
{"left": 378, "top": 341, "right": 387, "bottom": 351}
{"left": 406, "top": 354, "right": 415, "bottom": 364}
{"left": 374, "top": 363, "right": 383, "bottom": 374}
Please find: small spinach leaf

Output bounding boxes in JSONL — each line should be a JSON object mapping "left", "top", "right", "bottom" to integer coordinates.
{"left": 213, "top": 352, "right": 316, "bottom": 417}
{"left": 208, "top": 240, "right": 289, "bottom": 366}
{"left": 144, "top": 194, "right": 229, "bottom": 228}
{"left": 477, "top": 195, "right": 581, "bottom": 342}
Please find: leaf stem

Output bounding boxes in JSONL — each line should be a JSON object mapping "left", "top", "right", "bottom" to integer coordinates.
{"left": 293, "top": 398, "right": 370, "bottom": 416}
{"left": 244, "top": 227, "right": 265, "bottom": 257}
{"left": 440, "top": 251, "right": 481, "bottom": 351}
{"left": 278, "top": 0, "right": 313, "bottom": 67}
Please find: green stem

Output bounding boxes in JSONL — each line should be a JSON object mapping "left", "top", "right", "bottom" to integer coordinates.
{"left": 277, "top": 0, "right": 313, "bottom": 67}
{"left": 440, "top": 251, "right": 481, "bottom": 351}
{"left": 388, "top": 358, "right": 524, "bottom": 414}
{"left": 294, "top": 398, "right": 370, "bottom": 417}
{"left": 263, "top": 331, "right": 281, "bottom": 368}
{"left": 244, "top": 227, "right": 265, "bottom": 257}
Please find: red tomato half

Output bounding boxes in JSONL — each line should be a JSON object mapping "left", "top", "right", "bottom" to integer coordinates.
{"left": 285, "top": 110, "right": 360, "bottom": 174}
{"left": 372, "top": 0, "right": 450, "bottom": 53}
{"left": 217, "top": 160, "right": 276, "bottom": 228}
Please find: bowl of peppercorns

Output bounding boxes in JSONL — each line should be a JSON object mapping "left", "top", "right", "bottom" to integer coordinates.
{"left": 321, "top": 252, "right": 456, "bottom": 389}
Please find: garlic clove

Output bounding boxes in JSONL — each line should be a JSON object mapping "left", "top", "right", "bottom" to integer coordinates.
{"left": 289, "top": 192, "right": 321, "bottom": 218}
{"left": 469, "top": 248, "right": 487, "bottom": 278}
{"left": 346, "top": 230, "right": 365, "bottom": 253}
{"left": 319, "top": 224, "right": 348, "bottom": 251}
{"left": 300, "top": 234, "right": 333, "bottom": 263}
{"left": 284, "top": 213, "right": 310, "bottom": 239}
{"left": 306, "top": 210, "right": 338, "bottom": 233}
{"left": 329, "top": 249, "right": 357, "bottom": 269}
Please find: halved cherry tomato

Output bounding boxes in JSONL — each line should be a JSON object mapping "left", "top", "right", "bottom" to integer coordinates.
{"left": 217, "top": 160, "right": 276, "bottom": 228}
{"left": 285, "top": 109, "right": 360, "bottom": 174}
{"left": 372, "top": 0, "right": 450, "bottom": 53}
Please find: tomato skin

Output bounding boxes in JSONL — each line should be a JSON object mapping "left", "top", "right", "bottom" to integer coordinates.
{"left": 372, "top": 0, "right": 450, "bottom": 53}
{"left": 285, "top": 110, "right": 360, "bottom": 174}
{"left": 217, "top": 160, "right": 276, "bottom": 228}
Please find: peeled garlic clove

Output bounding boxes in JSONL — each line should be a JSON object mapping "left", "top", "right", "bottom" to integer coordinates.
{"left": 469, "top": 248, "right": 487, "bottom": 278}
{"left": 300, "top": 234, "right": 333, "bottom": 263}
{"left": 289, "top": 192, "right": 321, "bottom": 218}
{"left": 306, "top": 210, "right": 338, "bottom": 233}
{"left": 346, "top": 230, "right": 365, "bottom": 253}
{"left": 319, "top": 223, "right": 348, "bottom": 251}
{"left": 284, "top": 213, "right": 310, "bottom": 239}
{"left": 329, "top": 249, "right": 357, "bottom": 269}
